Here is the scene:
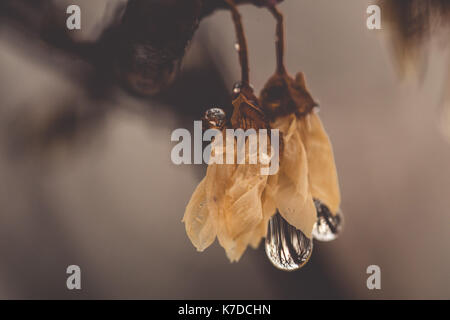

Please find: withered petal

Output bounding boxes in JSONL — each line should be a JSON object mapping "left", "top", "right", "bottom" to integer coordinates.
{"left": 183, "top": 178, "right": 217, "bottom": 252}
{"left": 231, "top": 91, "right": 267, "bottom": 130}
{"left": 299, "top": 112, "right": 341, "bottom": 214}
{"left": 260, "top": 72, "right": 317, "bottom": 119}
{"left": 249, "top": 173, "right": 279, "bottom": 248}
{"left": 272, "top": 115, "right": 317, "bottom": 238}
{"left": 205, "top": 138, "right": 269, "bottom": 262}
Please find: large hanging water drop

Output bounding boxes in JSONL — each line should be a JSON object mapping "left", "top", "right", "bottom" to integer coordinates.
{"left": 312, "top": 199, "right": 343, "bottom": 242}
{"left": 265, "top": 212, "right": 313, "bottom": 271}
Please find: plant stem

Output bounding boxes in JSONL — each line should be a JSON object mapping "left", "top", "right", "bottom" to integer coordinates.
{"left": 268, "top": 6, "right": 286, "bottom": 75}
{"left": 225, "top": 0, "right": 250, "bottom": 86}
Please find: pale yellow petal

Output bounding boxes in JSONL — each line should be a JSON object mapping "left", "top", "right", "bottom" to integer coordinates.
{"left": 183, "top": 179, "right": 217, "bottom": 252}
{"left": 299, "top": 113, "right": 341, "bottom": 214}
{"left": 204, "top": 163, "right": 235, "bottom": 256}
{"left": 249, "top": 173, "right": 279, "bottom": 248}
{"left": 276, "top": 124, "right": 308, "bottom": 222}
{"left": 300, "top": 193, "right": 318, "bottom": 239}
{"left": 225, "top": 158, "right": 266, "bottom": 237}
{"left": 222, "top": 229, "right": 254, "bottom": 262}
{"left": 211, "top": 139, "right": 268, "bottom": 262}
{"left": 227, "top": 177, "right": 275, "bottom": 261}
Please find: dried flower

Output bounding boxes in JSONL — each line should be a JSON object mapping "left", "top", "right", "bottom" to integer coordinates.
{"left": 261, "top": 71, "right": 341, "bottom": 237}
{"left": 183, "top": 2, "right": 341, "bottom": 264}
{"left": 260, "top": 4, "right": 341, "bottom": 233}
{"left": 183, "top": 72, "right": 341, "bottom": 261}
{"left": 183, "top": 86, "right": 272, "bottom": 261}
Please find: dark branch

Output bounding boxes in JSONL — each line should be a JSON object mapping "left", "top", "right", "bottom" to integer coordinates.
{"left": 0, "top": 0, "right": 285, "bottom": 96}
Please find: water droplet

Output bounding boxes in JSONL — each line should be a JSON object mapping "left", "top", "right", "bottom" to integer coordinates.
{"left": 265, "top": 213, "right": 313, "bottom": 271}
{"left": 312, "top": 199, "right": 343, "bottom": 242}
{"left": 204, "top": 107, "right": 226, "bottom": 129}
{"left": 234, "top": 43, "right": 240, "bottom": 51}
{"left": 232, "top": 81, "right": 255, "bottom": 100}
{"left": 232, "top": 81, "right": 243, "bottom": 97}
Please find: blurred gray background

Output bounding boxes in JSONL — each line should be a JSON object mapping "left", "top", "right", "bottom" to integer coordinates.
{"left": 0, "top": 0, "right": 450, "bottom": 299}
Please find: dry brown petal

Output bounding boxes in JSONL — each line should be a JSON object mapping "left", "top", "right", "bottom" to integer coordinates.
{"left": 231, "top": 86, "right": 267, "bottom": 130}
{"left": 260, "top": 72, "right": 317, "bottom": 120}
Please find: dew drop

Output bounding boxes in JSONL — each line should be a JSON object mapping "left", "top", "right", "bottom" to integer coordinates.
{"left": 232, "top": 81, "right": 255, "bottom": 100}
{"left": 312, "top": 199, "right": 344, "bottom": 242}
{"left": 265, "top": 213, "right": 313, "bottom": 271}
{"left": 232, "top": 81, "right": 243, "bottom": 98}
{"left": 234, "top": 43, "right": 241, "bottom": 51}
{"left": 204, "top": 107, "right": 226, "bottom": 129}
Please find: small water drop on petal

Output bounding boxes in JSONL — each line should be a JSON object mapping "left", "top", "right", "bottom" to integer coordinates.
{"left": 232, "top": 81, "right": 243, "bottom": 98}
{"left": 204, "top": 107, "right": 226, "bottom": 129}
{"left": 312, "top": 199, "right": 344, "bottom": 242}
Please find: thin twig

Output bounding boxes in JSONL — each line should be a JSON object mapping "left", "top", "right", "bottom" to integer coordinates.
{"left": 225, "top": 0, "right": 250, "bottom": 86}
{"left": 268, "top": 6, "right": 286, "bottom": 75}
